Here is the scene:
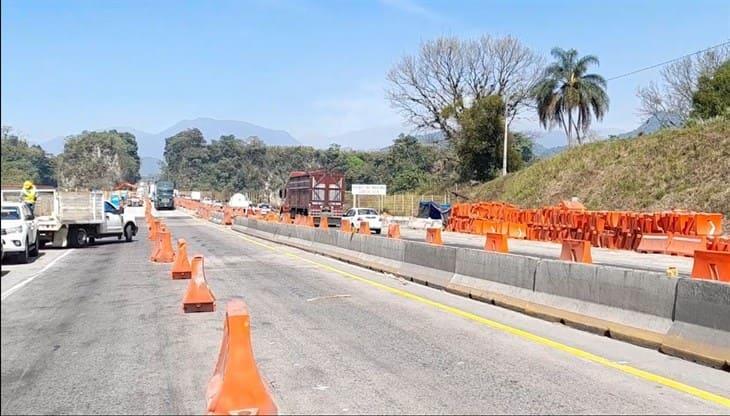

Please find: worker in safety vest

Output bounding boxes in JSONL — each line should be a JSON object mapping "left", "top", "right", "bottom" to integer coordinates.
{"left": 22, "top": 180, "right": 37, "bottom": 215}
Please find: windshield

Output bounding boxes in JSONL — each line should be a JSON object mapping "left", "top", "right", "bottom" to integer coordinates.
{"left": 1, "top": 207, "right": 21, "bottom": 220}
{"left": 358, "top": 209, "right": 378, "bottom": 216}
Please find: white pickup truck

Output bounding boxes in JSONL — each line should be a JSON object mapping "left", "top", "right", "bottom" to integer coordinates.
{"left": 0, "top": 189, "right": 138, "bottom": 248}
{"left": 1, "top": 202, "right": 40, "bottom": 263}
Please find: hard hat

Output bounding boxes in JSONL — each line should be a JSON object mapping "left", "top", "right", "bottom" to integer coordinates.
{"left": 23, "top": 180, "right": 33, "bottom": 188}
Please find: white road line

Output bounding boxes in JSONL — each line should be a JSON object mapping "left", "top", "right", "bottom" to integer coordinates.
{"left": 1, "top": 249, "right": 76, "bottom": 301}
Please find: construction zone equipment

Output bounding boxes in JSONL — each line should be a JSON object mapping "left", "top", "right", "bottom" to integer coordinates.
{"left": 183, "top": 255, "right": 216, "bottom": 313}
{"left": 387, "top": 223, "right": 401, "bottom": 239}
{"left": 426, "top": 227, "right": 443, "bottom": 245}
{"left": 636, "top": 233, "right": 671, "bottom": 254}
{"left": 666, "top": 235, "right": 707, "bottom": 257}
{"left": 171, "top": 239, "right": 192, "bottom": 279}
{"left": 507, "top": 222, "right": 527, "bottom": 239}
{"left": 484, "top": 232, "right": 509, "bottom": 253}
{"left": 148, "top": 218, "right": 161, "bottom": 241}
{"left": 206, "top": 298, "right": 278, "bottom": 415}
{"left": 305, "top": 215, "right": 315, "bottom": 228}
{"left": 223, "top": 208, "right": 233, "bottom": 225}
{"left": 691, "top": 250, "right": 730, "bottom": 282}
{"left": 152, "top": 227, "right": 175, "bottom": 263}
{"left": 319, "top": 217, "right": 329, "bottom": 229}
{"left": 358, "top": 221, "right": 371, "bottom": 235}
{"left": 560, "top": 239, "right": 593, "bottom": 263}
{"left": 149, "top": 221, "right": 164, "bottom": 260}
{"left": 341, "top": 220, "right": 352, "bottom": 233}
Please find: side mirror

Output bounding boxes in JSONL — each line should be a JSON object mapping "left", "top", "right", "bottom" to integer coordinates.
{"left": 25, "top": 214, "right": 34, "bottom": 220}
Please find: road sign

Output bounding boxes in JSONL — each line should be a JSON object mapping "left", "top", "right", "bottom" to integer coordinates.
{"left": 351, "top": 184, "right": 387, "bottom": 196}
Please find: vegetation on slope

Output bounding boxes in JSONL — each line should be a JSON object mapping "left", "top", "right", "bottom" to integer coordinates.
{"left": 470, "top": 119, "right": 730, "bottom": 217}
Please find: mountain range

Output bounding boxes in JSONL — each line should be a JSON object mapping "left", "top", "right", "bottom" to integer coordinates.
{"left": 37, "top": 117, "right": 299, "bottom": 157}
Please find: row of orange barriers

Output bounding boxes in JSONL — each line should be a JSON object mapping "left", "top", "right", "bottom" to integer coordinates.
{"left": 448, "top": 201, "right": 728, "bottom": 257}
{"left": 145, "top": 201, "right": 278, "bottom": 414}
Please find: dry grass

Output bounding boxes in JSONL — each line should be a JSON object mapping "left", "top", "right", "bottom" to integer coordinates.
{"left": 466, "top": 119, "right": 730, "bottom": 218}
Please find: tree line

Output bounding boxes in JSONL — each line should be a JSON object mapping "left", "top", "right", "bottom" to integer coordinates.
{"left": 1, "top": 127, "right": 141, "bottom": 189}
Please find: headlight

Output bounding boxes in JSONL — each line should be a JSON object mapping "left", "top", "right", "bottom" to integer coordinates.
{"left": 4, "top": 225, "right": 23, "bottom": 234}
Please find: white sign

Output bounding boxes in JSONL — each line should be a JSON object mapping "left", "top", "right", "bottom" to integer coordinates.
{"left": 351, "top": 184, "right": 387, "bottom": 196}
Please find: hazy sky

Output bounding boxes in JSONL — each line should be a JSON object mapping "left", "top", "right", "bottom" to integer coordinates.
{"left": 2, "top": 0, "right": 729, "bottom": 145}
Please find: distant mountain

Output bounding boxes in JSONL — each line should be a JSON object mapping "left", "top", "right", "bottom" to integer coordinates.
{"left": 34, "top": 117, "right": 300, "bottom": 158}
{"left": 617, "top": 112, "right": 683, "bottom": 139}
{"left": 532, "top": 143, "right": 567, "bottom": 159}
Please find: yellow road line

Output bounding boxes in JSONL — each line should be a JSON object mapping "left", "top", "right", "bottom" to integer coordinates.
{"left": 214, "top": 222, "right": 730, "bottom": 408}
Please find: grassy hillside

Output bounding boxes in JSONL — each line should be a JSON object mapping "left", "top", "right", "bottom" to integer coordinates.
{"left": 469, "top": 119, "right": 730, "bottom": 218}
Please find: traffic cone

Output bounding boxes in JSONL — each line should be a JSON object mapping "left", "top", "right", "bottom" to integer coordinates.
{"left": 171, "top": 239, "right": 192, "bottom": 279}
{"left": 320, "top": 217, "right": 329, "bottom": 229}
{"left": 148, "top": 219, "right": 160, "bottom": 241}
{"left": 183, "top": 255, "right": 216, "bottom": 313}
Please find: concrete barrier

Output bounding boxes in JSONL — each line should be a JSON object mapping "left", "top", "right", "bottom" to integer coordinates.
{"left": 660, "top": 279, "right": 730, "bottom": 368}
{"left": 358, "top": 235, "right": 406, "bottom": 275}
{"left": 455, "top": 249, "right": 537, "bottom": 290}
{"left": 401, "top": 241, "right": 457, "bottom": 288}
{"left": 532, "top": 260, "right": 676, "bottom": 334}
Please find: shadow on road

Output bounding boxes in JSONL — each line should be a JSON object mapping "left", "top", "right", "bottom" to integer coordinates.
{"left": 1, "top": 251, "right": 46, "bottom": 265}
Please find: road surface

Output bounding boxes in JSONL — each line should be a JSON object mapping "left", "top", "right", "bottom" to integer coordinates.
{"left": 2, "top": 211, "right": 728, "bottom": 414}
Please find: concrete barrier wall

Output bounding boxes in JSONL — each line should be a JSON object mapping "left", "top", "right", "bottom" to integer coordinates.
{"left": 533, "top": 260, "right": 676, "bottom": 320}
{"left": 672, "top": 279, "right": 730, "bottom": 332}
{"left": 455, "top": 249, "right": 537, "bottom": 290}
{"left": 404, "top": 241, "right": 457, "bottom": 272}
{"left": 360, "top": 235, "right": 406, "bottom": 262}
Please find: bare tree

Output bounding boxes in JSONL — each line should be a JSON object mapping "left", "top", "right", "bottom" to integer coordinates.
{"left": 637, "top": 46, "right": 729, "bottom": 126}
{"left": 386, "top": 35, "right": 543, "bottom": 141}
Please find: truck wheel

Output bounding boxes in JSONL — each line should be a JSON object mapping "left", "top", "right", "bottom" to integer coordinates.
{"left": 29, "top": 233, "right": 39, "bottom": 257}
{"left": 88, "top": 237, "right": 96, "bottom": 245}
{"left": 124, "top": 223, "right": 134, "bottom": 242}
{"left": 69, "top": 227, "right": 88, "bottom": 248}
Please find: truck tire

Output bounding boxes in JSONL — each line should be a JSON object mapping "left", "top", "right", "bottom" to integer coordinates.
{"left": 69, "top": 227, "right": 88, "bottom": 248}
{"left": 29, "top": 232, "right": 39, "bottom": 257}
{"left": 124, "top": 223, "right": 134, "bottom": 242}
{"left": 88, "top": 237, "right": 96, "bottom": 245}
{"left": 19, "top": 238, "right": 30, "bottom": 263}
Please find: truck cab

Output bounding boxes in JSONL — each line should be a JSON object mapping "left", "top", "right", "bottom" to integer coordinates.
{"left": 154, "top": 181, "right": 175, "bottom": 210}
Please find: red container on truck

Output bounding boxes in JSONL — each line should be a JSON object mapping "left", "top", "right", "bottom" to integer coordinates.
{"left": 280, "top": 169, "right": 345, "bottom": 226}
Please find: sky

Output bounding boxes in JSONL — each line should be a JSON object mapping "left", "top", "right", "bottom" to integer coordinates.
{"left": 2, "top": 0, "right": 729, "bottom": 148}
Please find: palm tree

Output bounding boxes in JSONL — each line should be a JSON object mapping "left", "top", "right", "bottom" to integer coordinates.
{"left": 533, "top": 48, "right": 609, "bottom": 146}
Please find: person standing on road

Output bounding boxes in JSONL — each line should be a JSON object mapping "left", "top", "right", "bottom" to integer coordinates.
{"left": 22, "top": 180, "right": 37, "bottom": 215}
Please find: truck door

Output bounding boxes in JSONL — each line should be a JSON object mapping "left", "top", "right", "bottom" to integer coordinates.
{"left": 103, "top": 202, "right": 123, "bottom": 233}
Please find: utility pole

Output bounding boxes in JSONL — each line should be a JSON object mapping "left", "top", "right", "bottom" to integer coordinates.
{"left": 502, "top": 100, "right": 509, "bottom": 176}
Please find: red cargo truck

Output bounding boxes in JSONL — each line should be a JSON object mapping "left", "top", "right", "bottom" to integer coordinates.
{"left": 280, "top": 169, "right": 345, "bottom": 226}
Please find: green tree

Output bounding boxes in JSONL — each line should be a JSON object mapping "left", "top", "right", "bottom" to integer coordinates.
{"left": 384, "top": 135, "right": 437, "bottom": 192}
{"left": 1, "top": 126, "right": 56, "bottom": 186}
{"left": 162, "top": 128, "right": 209, "bottom": 190}
{"left": 692, "top": 60, "right": 730, "bottom": 119}
{"left": 533, "top": 48, "right": 609, "bottom": 146}
{"left": 455, "top": 95, "right": 523, "bottom": 182}
{"left": 57, "top": 130, "right": 139, "bottom": 189}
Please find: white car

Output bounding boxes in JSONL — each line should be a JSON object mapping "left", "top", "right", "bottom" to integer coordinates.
{"left": 1, "top": 202, "right": 40, "bottom": 263}
{"left": 257, "top": 203, "right": 272, "bottom": 215}
{"left": 343, "top": 208, "right": 382, "bottom": 234}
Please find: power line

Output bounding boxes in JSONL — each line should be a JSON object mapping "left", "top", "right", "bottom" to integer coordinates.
{"left": 606, "top": 40, "right": 730, "bottom": 81}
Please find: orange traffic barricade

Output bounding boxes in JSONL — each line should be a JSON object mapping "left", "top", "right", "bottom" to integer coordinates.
{"left": 691, "top": 250, "right": 730, "bottom": 282}
{"left": 183, "top": 255, "right": 216, "bottom": 313}
{"left": 665, "top": 235, "right": 707, "bottom": 257}
{"left": 387, "top": 223, "right": 401, "bottom": 239}
{"left": 152, "top": 227, "right": 175, "bottom": 263}
{"left": 358, "top": 221, "right": 371, "bottom": 235}
{"left": 635, "top": 233, "right": 671, "bottom": 254}
{"left": 171, "top": 239, "right": 192, "bottom": 280}
{"left": 305, "top": 216, "right": 315, "bottom": 228}
{"left": 426, "top": 227, "right": 443, "bottom": 245}
{"left": 206, "top": 298, "right": 278, "bottom": 415}
{"left": 484, "top": 232, "right": 508, "bottom": 253}
{"left": 560, "top": 239, "right": 592, "bottom": 264}
{"left": 319, "top": 217, "right": 329, "bottom": 229}
{"left": 341, "top": 220, "right": 352, "bottom": 233}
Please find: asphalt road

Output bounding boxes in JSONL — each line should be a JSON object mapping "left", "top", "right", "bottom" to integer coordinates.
{"left": 2, "top": 211, "right": 728, "bottom": 414}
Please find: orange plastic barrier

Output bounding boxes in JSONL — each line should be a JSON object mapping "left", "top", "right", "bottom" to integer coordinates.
{"left": 206, "top": 298, "right": 278, "bottom": 415}
{"left": 341, "top": 220, "right": 352, "bottom": 233}
{"left": 358, "top": 221, "right": 371, "bottom": 235}
{"left": 560, "top": 239, "right": 592, "bottom": 263}
{"left": 171, "top": 239, "right": 192, "bottom": 280}
{"left": 305, "top": 216, "right": 315, "bottom": 228}
{"left": 426, "top": 227, "right": 443, "bottom": 245}
{"left": 152, "top": 228, "right": 175, "bottom": 263}
{"left": 387, "top": 223, "right": 401, "bottom": 239}
{"left": 183, "top": 255, "right": 216, "bottom": 313}
{"left": 691, "top": 250, "right": 730, "bottom": 282}
{"left": 484, "top": 232, "right": 508, "bottom": 253}
{"left": 148, "top": 219, "right": 161, "bottom": 241}
{"left": 319, "top": 217, "right": 329, "bottom": 229}
{"left": 666, "top": 235, "right": 707, "bottom": 257}
{"left": 223, "top": 208, "right": 233, "bottom": 225}
{"left": 635, "top": 233, "right": 671, "bottom": 254}
{"left": 694, "top": 213, "right": 723, "bottom": 236}
{"left": 507, "top": 222, "right": 527, "bottom": 239}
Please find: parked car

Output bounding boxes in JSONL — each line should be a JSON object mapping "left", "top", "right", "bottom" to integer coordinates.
{"left": 1, "top": 202, "right": 40, "bottom": 263}
{"left": 258, "top": 203, "right": 272, "bottom": 215}
{"left": 342, "top": 207, "right": 382, "bottom": 234}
